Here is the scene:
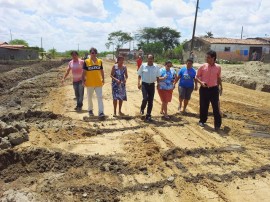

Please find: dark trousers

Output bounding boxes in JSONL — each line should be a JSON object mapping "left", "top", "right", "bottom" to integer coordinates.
{"left": 141, "top": 82, "right": 155, "bottom": 116}
{"left": 73, "top": 80, "right": 84, "bottom": 108}
{"left": 199, "top": 86, "right": 221, "bottom": 128}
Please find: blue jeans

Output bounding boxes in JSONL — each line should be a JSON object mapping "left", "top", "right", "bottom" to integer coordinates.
{"left": 73, "top": 80, "right": 84, "bottom": 108}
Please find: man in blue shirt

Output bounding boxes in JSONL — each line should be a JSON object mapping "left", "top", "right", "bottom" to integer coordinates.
{"left": 174, "top": 59, "right": 198, "bottom": 113}
{"left": 138, "top": 54, "right": 160, "bottom": 121}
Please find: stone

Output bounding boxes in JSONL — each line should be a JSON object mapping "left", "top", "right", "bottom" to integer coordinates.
{"left": 0, "top": 138, "right": 12, "bottom": 149}
{"left": 167, "top": 176, "right": 175, "bottom": 182}
{"left": 8, "top": 132, "right": 29, "bottom": 146}
{"left": 158, "top": 189, "right": 164, "bottom": 194}
{"left": 13, "top": 122, "right": 29, "bottom": 132}
{"left": 2, "top": 125, "right": 18, "bottom": 137}
{"left": 82, "top": 193, "right": 88, "bottom": 197}
{"left": 212, "top": 176, "right": 222, "bottom": 182}
{"left": 101, "top": 163, "right": 110, "bottom": 172}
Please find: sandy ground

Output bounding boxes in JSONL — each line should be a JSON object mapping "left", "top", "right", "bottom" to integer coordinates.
{"left": 0, "top": 60, "right": 270, "bottom": 202}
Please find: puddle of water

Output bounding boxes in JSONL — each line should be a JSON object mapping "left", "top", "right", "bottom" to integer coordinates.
{"left": 250, "top": 132, "right": 270, "bottom": 138}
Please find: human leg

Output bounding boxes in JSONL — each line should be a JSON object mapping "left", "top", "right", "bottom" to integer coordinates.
{"left": 73, "top": 82, "right": 80, "bottom": 109}
{"left": 95, "top": 87, "right": 104, "bottom": 115}
{"left": 78, "top": 81, "right": 84, "bottom": 108}
{"left": 119, "top": 100, "right": 124, "bottom": 115}
{"left": 87, "top": 87, "right": 94, "bottom": 112}
{"left": 210, "top": 87, "right": 222, "bottom": 129}
{"left": 146, "top": 84, "right": 155, "bottom": 116}
{"left": 199, "top": 87, "right": 210, "bottom": 124}
{"left": 113, "top": 100, "right": 117, "bottom": 116}
{"left": 140, "top": 83, "right": 148, "bottom": 114}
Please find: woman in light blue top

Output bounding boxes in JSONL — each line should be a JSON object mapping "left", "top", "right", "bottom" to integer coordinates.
{"left": 157, "top": 60, "right": 176, "bottom": 119}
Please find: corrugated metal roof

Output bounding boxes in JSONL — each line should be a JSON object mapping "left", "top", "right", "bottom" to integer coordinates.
{"left": 197, "top": 37, "right": 270, "bottom": 45}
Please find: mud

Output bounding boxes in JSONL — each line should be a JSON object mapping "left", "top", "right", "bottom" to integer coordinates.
{"left": 1, "top": 60, "right": 270, "bottom": 201}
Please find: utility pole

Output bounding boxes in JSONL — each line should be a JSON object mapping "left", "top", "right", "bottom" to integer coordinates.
{"left": 41, "top": 37, "right": 43, "bottom": 49}
{"left": 241, "top": 26, "right": 243, "bottom": 39}
{"left": 10, "top": 29, "right": 12, "bottom": 41}
{"left": 190, "top": 0, "right": 199, "bottom": 52}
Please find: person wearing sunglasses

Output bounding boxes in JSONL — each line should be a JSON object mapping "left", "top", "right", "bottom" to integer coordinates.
{"left": 82, "top": 47, "right": 105, "bottom": 117}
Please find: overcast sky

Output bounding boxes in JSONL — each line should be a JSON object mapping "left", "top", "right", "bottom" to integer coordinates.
{"left": 0, "top": 0, "right": 269, "bottom": 52}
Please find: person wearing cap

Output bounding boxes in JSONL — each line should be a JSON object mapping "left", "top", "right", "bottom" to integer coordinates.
{"left": 62, "top": 51, "right": 84, "bottom": 111}
{"left": 137, "top": 54, "right": 160, "bottom": 122}
{"left": 110, "top": 55, "right": 128, "bottom": 116}
{"left": 196, "top": 50, "right": 222, "bottom": 130}
{"left": 174, "top": 58, "right": 197, "bottom": 114}
{"left": 157, "top": 60, "right": 176, "bottom": 119}
{"left": 82, "top": 47, "right": 105, "bottom": 118}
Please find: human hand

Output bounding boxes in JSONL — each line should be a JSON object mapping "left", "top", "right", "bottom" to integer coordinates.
{"left": 219, "top": 88, "right": 223, "bottom": 96}
{"left": 194, "top": 85, "right": 198, "bottom": 91}
{"left": 117, "top": 79, "right": 121, "bottom": 84}
{"left": 201, "top": 82, "right": 207, "bottom": 87}
{"left": 138, "top": 83, "right": 142, "bottom": 90}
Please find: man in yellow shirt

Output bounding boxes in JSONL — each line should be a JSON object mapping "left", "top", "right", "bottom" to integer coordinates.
{"left": 82, "top": 47, "right": 105, "bottom": 117}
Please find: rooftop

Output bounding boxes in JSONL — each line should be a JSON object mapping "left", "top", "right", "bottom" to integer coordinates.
{"left": 197, "top": 37, "right": 270, "bottom": 45}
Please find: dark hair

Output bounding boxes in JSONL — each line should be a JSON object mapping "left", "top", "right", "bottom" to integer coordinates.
{"left": 186, "top": 58, "right": 193, "bottom": 63}
{"left": 70, "top": 51, "right": 79, "bottom": 56}
{"left": 147, "top": 54, "right": 154, "bottom": 59}
{"left": 89, "top": 47, "right": 98, "bottom": 54}
{"left": 117, "top": 54, "right": 124, "bottom": 63}
{"left": 165, "top": 60, "right": 172, "bottom": 65}
{"left": 206, "top": 50, "right": 217, "bottom": 61}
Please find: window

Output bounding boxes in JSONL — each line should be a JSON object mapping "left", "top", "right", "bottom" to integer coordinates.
{"left": 224, "top": 47, "right": 231, "bottom": 52}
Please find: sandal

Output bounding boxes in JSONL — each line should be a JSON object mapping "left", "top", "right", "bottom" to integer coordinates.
{"left": 164, "top": 115, "right": 170, "bottom": 119}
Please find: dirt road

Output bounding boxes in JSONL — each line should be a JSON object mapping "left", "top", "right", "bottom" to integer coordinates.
{"left": 1, "top": 60, "right": 270, "bottom": 202}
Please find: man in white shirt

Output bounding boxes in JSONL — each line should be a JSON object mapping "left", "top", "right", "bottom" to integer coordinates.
{"left": 137, "top": 54, "right": 160, "bottom": 121}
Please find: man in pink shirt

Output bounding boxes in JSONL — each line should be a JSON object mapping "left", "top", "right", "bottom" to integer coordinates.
{"left": 62, "top": 51, "right": 84, "bottom": 111}
{"left": 196, "top": 50, "right": 223, "bottom": 130}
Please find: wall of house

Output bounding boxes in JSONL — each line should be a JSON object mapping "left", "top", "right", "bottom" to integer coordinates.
{"left": 0, "top": 48, "right": 39, "bottom": 60}
{"left": 210, "top": 44, "right": 270, "bottom": 61}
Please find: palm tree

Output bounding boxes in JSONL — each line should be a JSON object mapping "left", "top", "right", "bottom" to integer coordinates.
{"left": 205, "top": 31, "right": 214, "bottom": 38}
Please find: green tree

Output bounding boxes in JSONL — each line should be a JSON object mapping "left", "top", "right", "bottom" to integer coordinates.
{"left": 205, "top": 31, "right": 214, "bottom": 38}
{"left": 137, "top": 27, "right": 180, "bottom": 51}
{"left": 141, "top": 42, "right": 164, "bottom": 55}
{"left": 9, "top": 39, "right": 29, "bottom": 47}
{"left": 106, "top": 31, "right": 133, "bottom": 51}
{"left": 48, "top": 48, "right": 57, "bottom": 59}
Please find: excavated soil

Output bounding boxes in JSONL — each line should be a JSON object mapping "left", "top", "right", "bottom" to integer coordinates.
{"left": 0, "top": 60, "right": 270, "bottom": 202}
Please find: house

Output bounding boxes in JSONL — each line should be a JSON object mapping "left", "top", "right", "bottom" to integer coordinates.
{"left": 184, "top": 37, "right": 270, "bottom": 62}
{"left": 0, "top": 43, "right": 39, "bottom": 60}
{"left": 117, "top": 48, "right": 144, "bottom": 60}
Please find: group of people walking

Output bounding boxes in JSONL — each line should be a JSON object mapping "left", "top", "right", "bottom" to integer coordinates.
{"left": 62, "top": 48, "right": 222, "bottom": 130}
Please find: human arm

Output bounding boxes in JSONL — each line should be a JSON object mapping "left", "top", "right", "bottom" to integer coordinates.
{"left": 218, "top": 77, "right": 222, "bottom": 95}
{"left": 62, "top": 68, "right": 71, "bottom": 83}
{"left": 196, "top": 66, "right": 207, "bottom": 87}
{"left": 124, "top": 67, "right": 128, "bottom": 83}
{"left": 138, "top": 75, "right": 142, "bottom": 89}
{"left": 194, "top": 78, "right": 198, "bottom": 90}
{"left": 110, "top": 66, "right": 121, "bottom": 84}
{"left": 100, "top": 61, "right": 105, "bottom": 85}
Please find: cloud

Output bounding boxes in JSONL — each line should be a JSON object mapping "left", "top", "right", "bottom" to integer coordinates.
{"left": 0, "top": 0, "right": 269, "bottom": 52}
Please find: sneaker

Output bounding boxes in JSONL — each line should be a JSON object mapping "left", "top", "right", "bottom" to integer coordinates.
{"left": 198, "top": 122, "right": 205, "bottom": 127}
{"left": 88, "top": 110, "right": 94, "bottom": 116}
{"left": 99, "top": 112, "right": 105, "bottom": 117}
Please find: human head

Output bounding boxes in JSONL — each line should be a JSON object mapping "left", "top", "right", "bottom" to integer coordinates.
{"left": 165, "top": 60, "right": 172, "bottom": 69}
{"left": 147, "top": 54, "right": 154, "bottom": 65}
{"left": 206, "top": 50, "right": 217, "bottom": 64}
{"left": 117, "top": 54, "right": 124, "bottom": 64}
{"left": 186, "top": 58, "right": 193, "bottom": 68}
{"left": 89, "top": 47, "right": 98, "bottom": 58}
{"left": 70, "top": 51, "right": 79, "bottom": 60}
